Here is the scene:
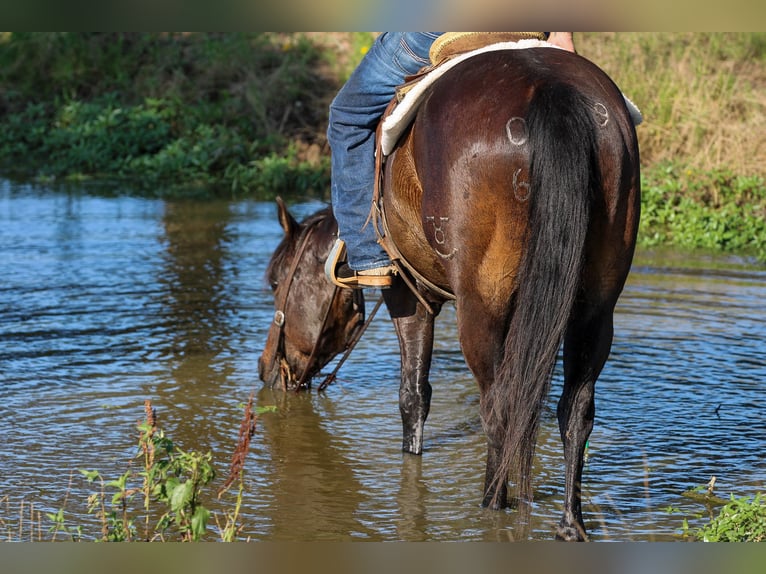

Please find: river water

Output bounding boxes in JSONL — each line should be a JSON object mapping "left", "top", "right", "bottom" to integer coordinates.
{"left": 1, "top": 179, "right": 764, "bottom": 541}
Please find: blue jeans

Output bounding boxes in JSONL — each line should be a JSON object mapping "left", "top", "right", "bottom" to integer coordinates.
{"left": 328, "top": 32, "right": 442, "bottom": 271}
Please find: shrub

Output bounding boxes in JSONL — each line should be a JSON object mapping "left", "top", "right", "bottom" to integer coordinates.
{"left": 686, "top": 493, "right": 766, "bottom": 542}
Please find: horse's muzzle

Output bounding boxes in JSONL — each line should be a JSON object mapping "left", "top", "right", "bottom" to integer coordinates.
{"left": 258, "top": 354, "right": 280, "bottom": 387}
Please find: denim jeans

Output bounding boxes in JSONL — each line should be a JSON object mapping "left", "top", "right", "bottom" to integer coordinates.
{"left": 327, "top": 32, "right": 442, "bottom": 271}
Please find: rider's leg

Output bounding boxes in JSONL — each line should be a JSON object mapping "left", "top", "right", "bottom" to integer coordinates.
{"left": 327, "top": 32, "right": 441, "bottom": 288}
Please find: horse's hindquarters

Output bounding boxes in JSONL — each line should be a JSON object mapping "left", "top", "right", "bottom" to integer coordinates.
{"left": 382, "top": 46, "right": 641, "bottom": 539}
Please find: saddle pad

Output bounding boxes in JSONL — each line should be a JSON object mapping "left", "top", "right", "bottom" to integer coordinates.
{"left": 380, "top": 39, "right": 643, "bottom": 156}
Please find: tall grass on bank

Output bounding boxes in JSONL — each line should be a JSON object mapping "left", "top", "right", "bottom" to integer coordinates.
{"left": 581, "top": 32, "right": 766, "bottom": 176}
{"left": 1, "top": 33, "right": 763, "bottom": 187}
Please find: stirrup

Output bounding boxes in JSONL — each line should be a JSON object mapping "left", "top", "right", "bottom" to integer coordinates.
{"left": 325, "top": 238, "right": 349, "bottom": 288}
{"left": 335, "top": 263, "right": 395, "bottom": 289}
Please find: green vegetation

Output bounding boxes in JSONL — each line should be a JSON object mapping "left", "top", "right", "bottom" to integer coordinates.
{"left": 5, "top": 398, "right": 274, "bottom": 542}
{"left": 640, "top": 164, "right": 766, "bottom": 261}
{"left": 688, "top": 493, "right": 766, "bottom": 542}
{"left": 672, "top": 483, "right": 766, "bottom": 542}
{"left": 1, "top": 32, "right": 765, "bottom": 259}
{"left": 0, "top": 33, "right": 375, "bottom": 198}
{"left": 581, "top": 32, "right": 766, "bottom": 262}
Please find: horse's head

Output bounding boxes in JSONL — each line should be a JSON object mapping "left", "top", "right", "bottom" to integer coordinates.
{"left": 258, "top": 198, "right": 365, "bottom": 391}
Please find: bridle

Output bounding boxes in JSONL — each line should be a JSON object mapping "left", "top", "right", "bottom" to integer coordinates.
{"left": 262, "top": 217, "right": 334, "bottom": 390}
{"left": 261, "top": 217, "right": 370, "bottom": 391}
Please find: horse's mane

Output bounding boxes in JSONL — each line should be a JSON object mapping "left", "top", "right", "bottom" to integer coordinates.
{"left": 265, "top": 205, "right": 334, "bottom": 284}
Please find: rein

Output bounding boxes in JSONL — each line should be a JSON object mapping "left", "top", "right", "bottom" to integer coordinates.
{"left": 290, "top": 282, "right": 342, "bottom": 390}
{"left": 317, "top": 294, "right": 382, "bottom": 392}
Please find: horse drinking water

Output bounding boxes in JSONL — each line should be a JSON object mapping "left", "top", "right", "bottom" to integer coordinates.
{"left": 258, "top": 44, "right": 641, "bottom": 541}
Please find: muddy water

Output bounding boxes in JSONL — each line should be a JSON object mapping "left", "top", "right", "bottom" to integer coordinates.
{"left": 1, "top": 179, "right": 764, "bottom": 541}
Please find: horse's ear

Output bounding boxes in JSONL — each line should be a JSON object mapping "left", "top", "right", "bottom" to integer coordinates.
{"left": 275, "top": 196, "right": 299, "bottom": 238}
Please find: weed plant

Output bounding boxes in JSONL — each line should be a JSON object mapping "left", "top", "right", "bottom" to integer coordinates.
{"left": 673, "top": 485, "right": 766, "bottom": 542}
{"left": 640, "top": 164, "right": 766, "bottom": 260}
{"left": 4, "top": 397, "right": 273, "bottom": 542}
{"left": 688, "top": 493, "right": 766, "bottom": 542}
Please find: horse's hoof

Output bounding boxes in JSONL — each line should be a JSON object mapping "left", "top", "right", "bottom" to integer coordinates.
{"left": 555, "top": 523, "right": 588, "bottom": 542}
{"left": 401, "top": 440, "right": 423, "bottom": 455}
{"left": 480, "top": 493, "right": 509, "bottom": 510}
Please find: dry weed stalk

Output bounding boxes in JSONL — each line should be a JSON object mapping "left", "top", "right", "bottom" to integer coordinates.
{"left": 218, "top": 392, "right": 259, "bottom": 497}
{"left": 139, "top": 398, "right": 158, "bottom": 540}
{"left": 141, "top": 399, "right": 157, "bottom": 466}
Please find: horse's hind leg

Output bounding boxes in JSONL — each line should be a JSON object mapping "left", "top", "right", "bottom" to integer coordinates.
{"left": 452, "top": 298, "right": 510, "bottom": 510}
{"left": 556, "top": 302, "right": 615, "bottom": 541}
{"left": 383, "top": 283, "right": 442, "bottom": 454}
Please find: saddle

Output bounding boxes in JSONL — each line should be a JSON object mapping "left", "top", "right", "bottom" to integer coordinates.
{"left": 428, "top": 31, "right": 547, "bottom": 66}
{"left": 382, "top": 32, "right": 642, "bottom": 158}
{"left": 395, "top": 32, "right": 548, "bottom": 98}
{"left": 384, "top": 33, "right": 551, "bottom": 156}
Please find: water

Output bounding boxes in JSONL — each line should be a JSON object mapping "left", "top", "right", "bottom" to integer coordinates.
{"left": 1, "top": 179, "right": 764, "bottom": 541}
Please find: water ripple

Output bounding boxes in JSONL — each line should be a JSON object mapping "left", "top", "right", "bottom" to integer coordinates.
{"left": 1, "top": 185, "right": 764, "bottom": 541}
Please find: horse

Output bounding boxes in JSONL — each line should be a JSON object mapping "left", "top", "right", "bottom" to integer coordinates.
{"left": 258, "top": 46, "right": 641, "bottom": 541}
{"left": 258, "top": 203, "right": 366, "bottom": 391}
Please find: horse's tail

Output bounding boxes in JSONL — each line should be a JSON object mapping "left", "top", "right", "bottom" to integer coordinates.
{"left": 486, "top": 82, "right": 598, "bottom": 506}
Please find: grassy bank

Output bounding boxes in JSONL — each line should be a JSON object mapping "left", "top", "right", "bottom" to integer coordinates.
{"left": 0, "top": 33, "right": 368, "bottom": 197}
{"left": 1, "top": 32, "right": 765, "bottom": 260}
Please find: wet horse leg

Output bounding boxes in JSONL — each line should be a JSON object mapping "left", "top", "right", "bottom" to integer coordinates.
{"left": 383, "top": 282, "right": 442, "bottom": 455}
{"left": 454, "top": 297, "right": 510, "bottom": 509}
{"left": 556, "top": 303, "right": 615, "bottom": 541}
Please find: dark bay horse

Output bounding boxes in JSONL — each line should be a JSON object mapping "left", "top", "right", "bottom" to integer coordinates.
{"left": 258, "top": 46, "right": 641, "bottom": 541}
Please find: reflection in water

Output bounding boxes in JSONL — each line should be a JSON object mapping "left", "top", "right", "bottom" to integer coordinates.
{"left": 396, "top": 455, "right": 429, "bottom": 541}
{"left": 151, "top": 200, "right": 238, "bottom": 453}
{"left": 0, "top": 181, "right": 764, "bottom": 541}
{"left": 251, "top": 387, "right": 374, "bottom": 540}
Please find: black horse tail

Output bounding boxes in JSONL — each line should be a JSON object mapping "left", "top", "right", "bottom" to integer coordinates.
{"left": 486, "top": 82, "right": 599, "bottom": 507}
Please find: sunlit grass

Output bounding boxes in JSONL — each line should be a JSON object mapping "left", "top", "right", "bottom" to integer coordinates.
{"left": 580, "top": 32, "right": 766, "bottom": 177}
